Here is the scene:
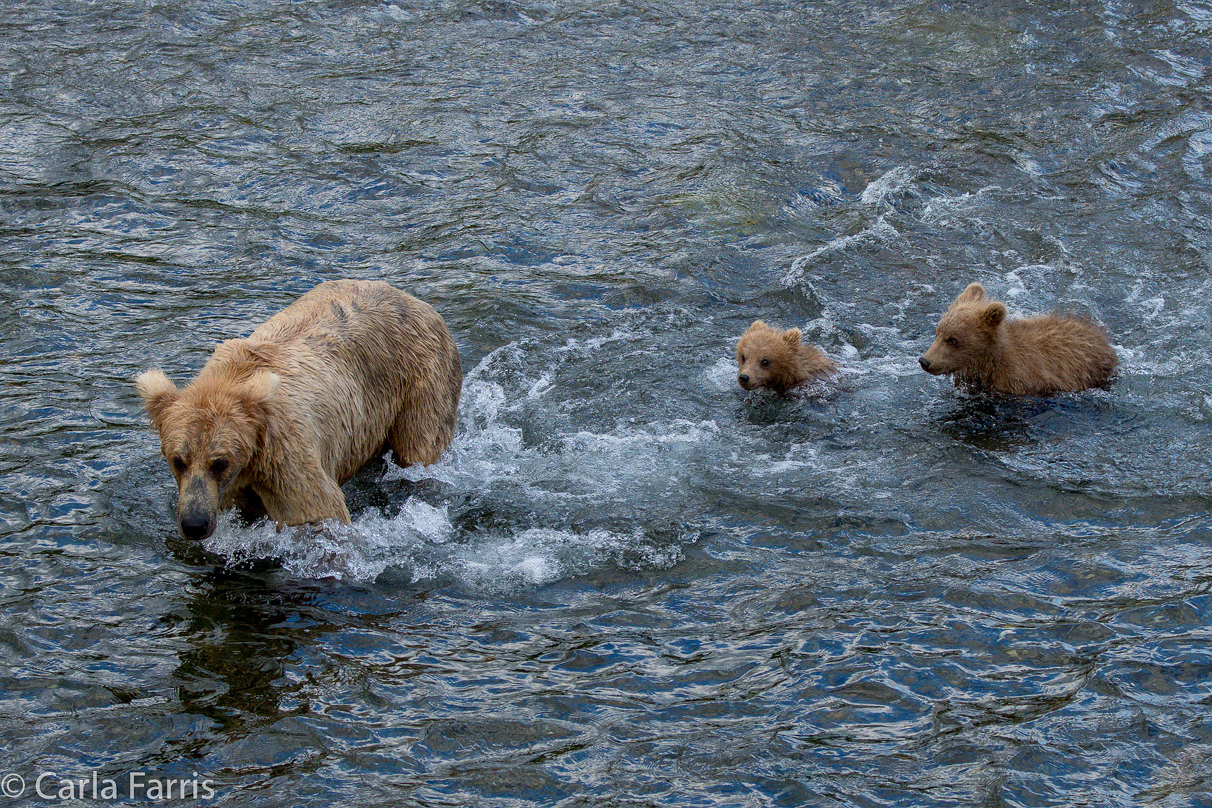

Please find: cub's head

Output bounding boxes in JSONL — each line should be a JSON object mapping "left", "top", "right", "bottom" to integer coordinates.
{"left": 736, "top": 320, "right": 803, "bottom": 394}
{"left": 918, "top": 282, "right": 1007, "bottom": 377}
{"left": 135, "top": 369, "right": 279, "bottom": 540}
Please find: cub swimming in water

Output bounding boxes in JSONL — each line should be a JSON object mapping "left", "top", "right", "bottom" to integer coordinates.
{"left": 918, "top": 282, "right": 1117, "bottom": 396}
{"left": 735, "top": 320, "right": 838, "bottom": 394}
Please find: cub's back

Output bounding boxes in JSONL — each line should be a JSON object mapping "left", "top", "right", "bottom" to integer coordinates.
{"left": 1004, "top": 313, "right": 1117, "bottom": 388}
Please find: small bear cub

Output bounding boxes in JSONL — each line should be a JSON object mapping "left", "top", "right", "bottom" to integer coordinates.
{"left": 736, "top": 320, "right": 838, "bottom": 394}
{"left": 919, "top": 282, "right": 1117, "bottom": 396}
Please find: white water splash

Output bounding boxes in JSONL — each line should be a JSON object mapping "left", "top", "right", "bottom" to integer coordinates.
{"left": 201, "top": 506, "right": 687, "bottom": 588}
{"left": 199, "top": 337, "right": 705, "bottom": 585}
{"left": 782, "top": 217, "right": 899, "bottom": 286}
{"left": 705, "top": 357, "right": 738, "bottom": 391}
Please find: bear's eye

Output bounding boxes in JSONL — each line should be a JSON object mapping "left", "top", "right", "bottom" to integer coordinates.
{"left": 760, "top": 358, "right": 770, "bottom": 367}
{"left": 739, "top": 354, "right": 746, "bottom": 363}
{"left": 210, "top": 458, "right": 230, "bottom": 477}
{"left": 945, "top": 337, "right": 959, "bottom": 347}
{"left": 170, "top": 456, "right": 187, "bottom": 474}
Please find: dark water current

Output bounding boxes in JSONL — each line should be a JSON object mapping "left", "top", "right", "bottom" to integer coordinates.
{"left": 3, "top": 1, "right": 1212, "bottom": 805}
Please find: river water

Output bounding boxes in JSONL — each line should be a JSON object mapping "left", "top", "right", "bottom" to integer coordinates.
{"left": 2, "top": 1, "right": 1211, "bottom": 805}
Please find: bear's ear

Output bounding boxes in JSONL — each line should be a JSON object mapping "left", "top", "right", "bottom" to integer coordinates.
{"left": 238, "top": 372, "right": 281, "bottom": 438}
{"left": 134, "top": 369, "right": 178, "bottom": 429}
{"left": 782, "top": 327, "right": 803, "bottom": 346}
{"left": 980, "top": 301, "right": 1007, "bottom": 329}
{"left": 242, "top": 371, "right": 281, "bottom": 407}
{"left": 958, "top": 283, "right": 986, "bottom": 304}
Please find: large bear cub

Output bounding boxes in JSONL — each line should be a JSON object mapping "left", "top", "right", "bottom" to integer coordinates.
{"left": 735, "top": 320, "right": 838, "bottom": 394}
{"left": 919, "top": 282, "right": 1117, "bottom": 396}
{"left": 135, "top": 279, "right": 462, "bottom": 540}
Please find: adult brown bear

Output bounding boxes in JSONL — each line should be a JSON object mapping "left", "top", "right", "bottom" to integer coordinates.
{"left": 136, "top": 280, "right": 462, "bottom": 540}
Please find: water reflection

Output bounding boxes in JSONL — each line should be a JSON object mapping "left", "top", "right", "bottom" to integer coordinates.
{"left": 928, "top": 389, "right": 1094, "bottom": 452}
{"left": 173, "top": 570, "right": 305, "bottom": 723}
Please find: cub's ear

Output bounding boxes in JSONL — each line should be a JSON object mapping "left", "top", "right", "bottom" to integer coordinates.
{"left": 134, "top": 369, "right": 178, "bottom": 429}
{"left": 957, "top": 282, "right": 986, "bottom": 303}
{"left": 980, "top": 301, "right": 1007, "bottom": 329}
{"left": 742, "top": 320, "right": 768, "bottom": 339}
{"left": 782, "top": 327, "right": 803, "bottom": 346}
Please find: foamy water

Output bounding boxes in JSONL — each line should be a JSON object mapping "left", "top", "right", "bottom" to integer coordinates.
{"left": 203, "top": 341, "right": 707, "bottom": 585}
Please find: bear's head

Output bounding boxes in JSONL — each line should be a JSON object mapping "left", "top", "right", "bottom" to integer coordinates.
{"left": 736, "top": 320, "right": 805, "bottom": 394}
{"left": 919, "top": 282, "right": 1007, "bottom": 378}
{"left": 135, "top": 368, "right": 279, "bottom": 540}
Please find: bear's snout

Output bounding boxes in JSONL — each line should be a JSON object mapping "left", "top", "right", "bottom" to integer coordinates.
{"left": 176, "top": 473, "right": 220, "bottom": 540}
{"left": 178, "top": 513, "right": 213, "bottom": 540}
{"left": 737, "top": 373, "right": 751, "bottom": 389}
{"left": 918, "top": 356, "right": 932, "bottom": 372}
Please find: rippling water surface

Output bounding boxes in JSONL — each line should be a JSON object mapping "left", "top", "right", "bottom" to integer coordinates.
{"left": 3, "top": 1, "right": 1212, "bottom": 805}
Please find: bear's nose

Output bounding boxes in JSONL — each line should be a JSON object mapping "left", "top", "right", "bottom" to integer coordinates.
{"left": 737, "top": 374, "right": 749, "bottom": 387}
{"left": 918, "top": 357, "right": 931, "bottom": 371}
{"left": 179, "top": 514, "right": 212, "bottom": 540}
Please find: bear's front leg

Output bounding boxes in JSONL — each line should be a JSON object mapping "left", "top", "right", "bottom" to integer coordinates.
{"left": 220, "top": 485, "right": 270, "bottom": 526}
{"left": 257, "top": 461, "right": 352, "bottom": 529}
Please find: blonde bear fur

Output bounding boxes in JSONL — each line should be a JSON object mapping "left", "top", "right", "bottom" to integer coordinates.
{"left": 135, "top": 279, "right": 462, "bottom": 540}
{"left": 735, "top": 320, "right": 838, "bottom": 394}
{"left": 919, "top": 282, "right": 1117, "bottom": 396}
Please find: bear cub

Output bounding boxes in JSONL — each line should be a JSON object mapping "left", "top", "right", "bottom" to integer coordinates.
{"left": 735, "top": 320, "right": 838, "bottom": 394}
{"left": 919, "top": 282, "right": 1117, "bottom": 396}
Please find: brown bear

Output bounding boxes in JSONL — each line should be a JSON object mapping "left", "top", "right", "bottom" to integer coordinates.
{"left": 919, "top": 282, "right": 1117, "bottom": 396}
{"left": 135, "top": 279, "right": 462, "bottom": 540}
{"left": 735, "top": 320, "right": 838, "bottom": 394}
